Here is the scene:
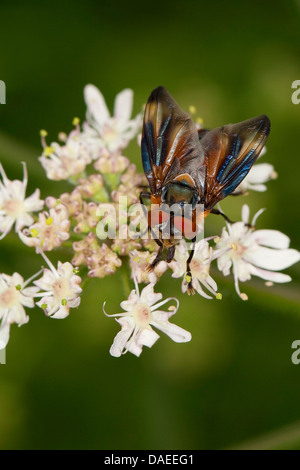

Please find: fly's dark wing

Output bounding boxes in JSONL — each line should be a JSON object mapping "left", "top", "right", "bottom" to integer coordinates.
{"left": 141, "top": 86, "right": 204, "bottom": 194}
{"left": 200, "top": 115, "right": 270, "bottom": 210}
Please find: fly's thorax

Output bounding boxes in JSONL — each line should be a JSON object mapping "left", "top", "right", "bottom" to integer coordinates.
{"left": 161, "top": 182, "right": 199, "bottom": 209}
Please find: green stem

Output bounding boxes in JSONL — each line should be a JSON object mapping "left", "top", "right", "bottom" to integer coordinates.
{"left": 103, "top": 173, "right": 121, "bottom": 192}
{"left": 67, "top": 172, "right": 86, "bottom": 185}
{"left": 62, "top": 241, "right": 74, "bottom": 247}
{"left": 81, "top": 277, "right": 92, "bottom": 289}
{"left": 119, "top": 259, "right": 131, "bottom": 298}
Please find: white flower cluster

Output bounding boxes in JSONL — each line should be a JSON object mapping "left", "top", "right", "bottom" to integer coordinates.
{"left": 0, "top": 251, "right": 82, "bottom": 350}
{"left": 39, "top": 85, "right": 142, "bottom": 181}
{"left": 0, "top": 84, "right": 299, "bottom": 358}
{"left": 0, "top": 162, "right": 43, "bottom": 239}
{"left": 104, "top": 272, "right": 190, "bottom": 357}
{"left": 0, "top": 84, "right": 142, "bottom": 352}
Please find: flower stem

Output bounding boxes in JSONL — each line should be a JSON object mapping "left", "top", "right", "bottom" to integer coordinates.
{"left": 81, "top": 277, "right": 92, "bottom": 289}
{"left": 119, "top": 259, "right": 131, "bottom": 298}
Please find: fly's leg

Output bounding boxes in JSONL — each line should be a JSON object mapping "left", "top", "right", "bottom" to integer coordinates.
{"left": 185, "top": 236, "right": 196, "bottom": 295}
{"left": 164, "top": 212, "right": 176, "bottom": 263}
{"left": 211, "top": 208, "right": 254, "bottom": 228}
{"left": 166, "top": 245, "right": 175, "bottom": 263}
{"left": 210, "top": 208, "right": 235, "bottom": 224}
{"left": 230, "top": 190, "right": 248, "bottom": 197}
{"left": 140, "top": 191, "right": 166, "bottom": 271}
{"left": 139, "top": 191, "right": 151, "bottom": 217}
{"left": 147, "top": 238, "right": 164, "bottom": 271}
{"left": 134, "top": 191, "right": 152, "bottom": 239}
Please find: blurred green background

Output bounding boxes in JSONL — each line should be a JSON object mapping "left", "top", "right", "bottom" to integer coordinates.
{"left": 0, "top": 0, "right": 300, "bottom": 450}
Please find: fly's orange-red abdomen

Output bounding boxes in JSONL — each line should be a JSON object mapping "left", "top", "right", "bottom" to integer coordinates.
{"left": 173, "top": 215, "right": 197, "bottom": 239}
{"left": 148, "top": 208, "right": 203, "bottom": 240}
{"left": 148, "top": 208, "right": 169, "bottom": 227}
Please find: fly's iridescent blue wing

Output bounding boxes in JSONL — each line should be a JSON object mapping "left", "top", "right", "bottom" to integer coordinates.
{"left": 141, "top": 87, "right": 204, "bottom": 194}
{"left": 200, "top": 115, "right": 271, "bottom": 210}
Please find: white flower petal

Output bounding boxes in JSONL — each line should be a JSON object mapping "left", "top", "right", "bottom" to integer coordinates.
{"left": 233, "top": 259, "right": 252, "bottom": 282}
{"left": 217, "top": 252, "right": 232, "bottom": 276}
{"left": 249, "top": 230, "right": 290, "bottom": 249}
{"left": 127, "top": 340, "right": 143, "bottom": 357}
{"left": 114, "top": 89, "right": 133, "bottom": 122}
{"left": 15, "top": 213, "right": 34, "bottom": 232}
{"left": 68, "top": 297, "right": 81, "bottom": 309}
{"left": 0, "top": 220, "right": 14, "bottom": 239}
{"left": 120, "top": 289, "right": 139, "bottom": 311}
{"left": 140, "top": 283, "right": 162, "bottom": 307}
{"left": 248, "top": 264, "right": 292, "bottom": 283}
{"left": 19, "top": 292, "right": 35, "bottom": 309}
{"left": 251, "top": 208, "right": 265, "bottom": 226}
{"left": 50, "top": 306, "right": 70, "bottom": 319}
{"left": 228, "top": 221, "right": 248, "bottom": 239}
{"left": 10, "top": 272, "right": 25, "bottom": 285}
{"left": 18, "top": 230, "right": 38, "bottom": 247}
{"left": 56, "top": 261, "right": 73, "bottom": 279}
{"left": 7, "top": 303, "right": 28, "bottom": 326}
{"left": 84, "top": 84, "right": 110, "bottom": 126}
{"left": 246, "top": 163, "right": 275, "bottom": 184}
{"left": 150, "top": 297, "right": 179, "bottom": 314}
{"left": 109, "top": 317, "right": 135, "bottom": 357}
{"left": 247, "top": 183, "right": 267, "bottom": 192}
{"left": 241, "top": 204, "right": 250, "bottom": 224}
{"left": 233, "top": 262, "right": 243, "bottom": 298}
{"left": 34, "top": 270, "right": 56, "bottom": 290}
{"left": 24, "top": 188, "right": 44, "bottom": 212}
{"left": 0, "top": 321, "right": 10, "bottom": 349}
{"left": 244, "top": 247, "right": 300, "bottom": 271}
{"left": 205, "top": 273, "right": 218, "bottom": 292}
{"left": 128, "top": 328, "right": 159, "bottom": 356}
{"left": 190, "top": 278, "right": 213, "bottom": 299}
{"left": 151, "top": 318, "right": 191, "bottom": 343}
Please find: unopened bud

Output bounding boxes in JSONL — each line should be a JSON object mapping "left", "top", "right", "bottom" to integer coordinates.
{"left": 240, "top": 293, "right": 248, "bottom": 301}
